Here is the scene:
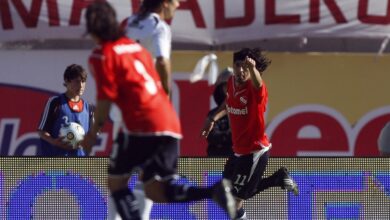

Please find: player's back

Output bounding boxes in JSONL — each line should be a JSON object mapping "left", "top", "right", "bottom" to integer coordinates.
{"left": 89, "top": 37, "right": 181, "bottom": 138}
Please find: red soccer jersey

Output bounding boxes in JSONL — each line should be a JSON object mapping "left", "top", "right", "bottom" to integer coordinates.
{"left": 88, "top": 37, "right": 182, "bottom": 138}
{"left": 226, "top": 77, "right": 270, "bottom": 154}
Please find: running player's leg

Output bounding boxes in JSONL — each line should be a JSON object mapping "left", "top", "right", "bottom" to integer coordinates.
{"left": 223, "top": 150, "right": 269, "bottom": 219}
{"left": 278, "top": 167, "right": 299, "bottom": 195}
{"left": 252, "top": 151, "right": 279, "bottom": 193}
{"left": 107, "top": 196, "right": 121, "bottom": 220}
{"left": 133, "top": 180, "right": 153, "bottom": 220}
{"left": 108, "top": 132, "right": 151, "bottom": 220}
{"left": 140, "top": 136, "right": 236, "bottom": 219}
{"left": 109, "top": 176, "right": 140, "bottom": 220}
{"left": 253, "top": 151, "right": 298, "bottom": 195}
{"left": 224, "top": 148, "right": 298, "bottom": 219}
{"left": 109, "top": 117, "right": 150, "bottom": 220}
{"left": 109, "top": 177, "right": 153, "bottom": 220}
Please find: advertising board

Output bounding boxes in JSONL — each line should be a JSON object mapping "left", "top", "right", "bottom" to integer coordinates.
{"left": 0, "top": 157, "right": 389, "bottom": 219}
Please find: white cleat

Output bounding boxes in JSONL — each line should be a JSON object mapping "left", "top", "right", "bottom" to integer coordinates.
{"left": 283, "top": 178, "right": 299, "bottom": 196}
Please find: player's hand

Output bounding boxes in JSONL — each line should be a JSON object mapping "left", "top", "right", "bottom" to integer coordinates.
{"left": 80, "top": 131, "right": 97, "bottom": 153}
{"left": 55, "top": 136, "right": 74, "bottom": 151}
{"left": 200, "top": 118, "right": 215, "bottom": 138}
{"left": 244, "top": 56, "right": 256, "bottom": 70}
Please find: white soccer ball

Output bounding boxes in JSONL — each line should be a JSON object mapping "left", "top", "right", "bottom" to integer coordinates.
{"left": 59, "top": 122, "right": 85, "bottom": 149}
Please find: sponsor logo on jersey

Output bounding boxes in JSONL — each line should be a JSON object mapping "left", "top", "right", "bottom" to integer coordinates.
{"left": 113, "top": 44, "right": 142, "bottom": 55}
{"left": 240, "top": 96, "right": 247, "bottom": 105}
{"left": 227, "top": 105, "right": 248, "bottom": 115}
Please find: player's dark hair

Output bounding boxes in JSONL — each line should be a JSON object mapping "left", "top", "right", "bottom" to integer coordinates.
{"left": 63, "top": 64, "right": 87, "bottom": 85}
{"left": 233, "top": 48, "right": 271, "bottom": 72}
{"left": 213, "top": 82, "right": 227, "bottom": 106}
{"left": 85, "top": 1, "right": 124, "bottom": 42}
{"left": 134, "top": 0, "right": 167, "bottom": 22}
{"left": 137, "top": 0, "right": 166, "bottom": 17}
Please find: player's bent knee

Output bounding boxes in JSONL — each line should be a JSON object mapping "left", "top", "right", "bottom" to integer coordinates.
{"left": 144, "top": 180, "right": 168, "bottom": 202}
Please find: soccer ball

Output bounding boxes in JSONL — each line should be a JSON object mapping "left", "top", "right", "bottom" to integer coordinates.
{"left": 59, "top": 122, "right": 85, "bottom": 149}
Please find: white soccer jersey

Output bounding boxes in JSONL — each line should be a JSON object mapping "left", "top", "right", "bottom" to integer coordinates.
{"left": 124, "top": 13, "right": 171, "bottom": 59}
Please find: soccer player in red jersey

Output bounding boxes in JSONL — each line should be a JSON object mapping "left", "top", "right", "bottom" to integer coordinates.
{"left": 201, "top": 48, "right": 299, "bottom": 220}
{"left": 121, "top": 1, "right": 180, "bottom": 217}
{"left": 81, "top": 2, "right": 236, "bottom": 220}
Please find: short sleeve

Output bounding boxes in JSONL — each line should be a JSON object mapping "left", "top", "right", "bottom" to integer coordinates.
{"left": 37, "top": 96, "right": 58, "bottom": 133}
{"left": 152, "top": 23, "right": 171, "bottom": 59}
{"left": 89, "top": 48, "right": 118, "bottom": 100}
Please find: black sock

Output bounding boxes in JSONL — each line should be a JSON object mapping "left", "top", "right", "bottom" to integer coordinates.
{"left": 187, "top": 186, "right": 213, "bottom": 201}
{"left": 236, "top": 207, "right": 246, "bottom": 219}
{"left": 250, "top": 169, "right": 285, "bottom": 197}
{"left": 165, "top": 183, "right": 213, "bottom": 202}
{"left": 111, "top": 188, "right": 141, "bottom": 220}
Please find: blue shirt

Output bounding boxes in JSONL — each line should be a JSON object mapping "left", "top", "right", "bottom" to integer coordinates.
{"left": 37, "top": 94, "right": 92, "bottom": 156}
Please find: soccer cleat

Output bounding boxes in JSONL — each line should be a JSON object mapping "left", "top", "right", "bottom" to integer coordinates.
{"left": 280, "top": 167, "right": 299, "bottom": 196}
{"left": 212, "top": 179, "right": 237, "bottom": 219}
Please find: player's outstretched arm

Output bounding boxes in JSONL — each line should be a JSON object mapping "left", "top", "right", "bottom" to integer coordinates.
{"left": 245, "top": 56, "right": 262, "bottom": 89}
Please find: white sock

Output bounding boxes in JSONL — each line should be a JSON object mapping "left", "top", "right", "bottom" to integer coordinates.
{"left": 133, "top": 182, "right": 153, "bottom": 220}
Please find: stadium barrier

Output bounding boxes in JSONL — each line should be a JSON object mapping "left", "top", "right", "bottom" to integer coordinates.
{"left": 0, "top": 157, "right": 389, "bottom": 219}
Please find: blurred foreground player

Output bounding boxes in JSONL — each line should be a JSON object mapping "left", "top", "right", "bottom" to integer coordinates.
{"left": 81, "top": 2, "right": 236, "bottom": 219}
{"left": 122, "top": 0, "right": 180, "bottom": 217}
{"left": 201, "top": 48, "right": 298, "bottom": 220}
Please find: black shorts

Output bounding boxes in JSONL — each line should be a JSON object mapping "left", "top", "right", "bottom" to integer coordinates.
{"left": 108, "top": 132, "right": 179, "bottom": 183}
{"left": 223, "top": 150, "right": 270, "bottom": 200}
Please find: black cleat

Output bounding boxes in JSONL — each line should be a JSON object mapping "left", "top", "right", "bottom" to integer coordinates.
{"left": 280, "top": 167, "right": 299, "bottom": 196}
{"left": 212, "top": 178, "right": 237, "bottom": 219}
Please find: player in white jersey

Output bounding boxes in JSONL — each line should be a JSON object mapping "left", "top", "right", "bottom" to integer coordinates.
{"left": 123, "top": 0, "right": 179, "bottom": 96}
